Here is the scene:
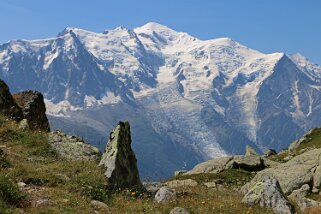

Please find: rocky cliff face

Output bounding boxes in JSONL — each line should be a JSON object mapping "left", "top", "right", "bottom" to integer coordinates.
{"left": 13, "top": 90, "right": 50, "bottom": 132}
{"left": 0, "top": 80, "right": 23, "bottom": 121}
{"left": 0, "top": 79, "right": 50, "bottom": 132}
{"left": 99, "top": 121, "right": 142, "bottom": 189}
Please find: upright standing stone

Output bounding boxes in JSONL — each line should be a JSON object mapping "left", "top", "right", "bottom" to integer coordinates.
{"left": 99, "top": 121, "right": 142, "bottom": 189}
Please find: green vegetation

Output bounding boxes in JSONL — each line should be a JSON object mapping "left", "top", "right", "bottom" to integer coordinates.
{"left": 0, "top": 115, "right": 273, "bottom": 213}
{"left": 0, "top": 115, "right": 108, "bottom": 213}
{"left": 295, "top": 128, "right": 321, "bottom": 152}
{"left": 269, "top": 150, "right": 289, "bottom": 163}
{"left": 270, "top": 128, "right": 321, "bottom": 163}
{"left": 0, "top": 176, "right": 26, "bottom": 211}
{"left": 170, "top": 169, "right": 255, "bottom": 187}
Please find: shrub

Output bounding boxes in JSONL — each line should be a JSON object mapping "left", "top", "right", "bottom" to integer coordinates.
{"left": 81, "top": 183, "right": 108, "bottom": 202}
{"left": 0, "top": 176, "right": 26, "bottom": 207}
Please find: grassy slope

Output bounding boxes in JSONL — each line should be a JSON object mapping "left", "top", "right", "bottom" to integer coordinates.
{"left": 0, "top": 115, "right": 273, "bottom": 213}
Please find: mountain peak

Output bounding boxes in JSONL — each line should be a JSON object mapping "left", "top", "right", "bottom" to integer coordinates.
{"left": 134, "top": 22, "right": 178, "bottom": 36}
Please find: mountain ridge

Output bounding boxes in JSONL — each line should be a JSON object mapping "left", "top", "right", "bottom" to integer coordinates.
{"left": 0, "top": 22, "right": 321, "bottom": 178}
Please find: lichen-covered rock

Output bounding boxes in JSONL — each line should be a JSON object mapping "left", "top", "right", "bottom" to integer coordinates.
{"left": 226, "top": 155, "right": 265, "bottom": 171}
{"left": 18, "top": 119, "right": 29, "bottom": 131}
{"left": 99, "top": 121, "right": 142, "bottom": 189}
{"left": 241, "top": 148, "right": 321, "bottom": 195}
{"left": 242, "top": 176, "right": 294, "bottom": 214}
{"left": 296, "top": 196, "right": 321, "bottom": 211}
{"left": 185, "top": 156, "right": 233, "bottom": 174}
{"left": 204, "top": 181, "right": 216, "bottom": 188}
{"left": 0, "top": 79, "right": 23, "bottom": 121}
{"left": 288, "top": 184, "right": 321, "bottom": 211}
{"left": 169, "top": 207, "right": 190, "bottom": 214}
{"left": 154, "top": 187, "right": 176, "bottom": 203}
{"left": 13, "top": 90, "right": 50, "bottom": 132}
{"left": 48, "top": 130, "right": 100, "bottom": 161}
{"left": 245, "top": 145, "right": 258, "bottom": 156}
{"left": 288, "top": 184, "right": 310, "bottom": 200}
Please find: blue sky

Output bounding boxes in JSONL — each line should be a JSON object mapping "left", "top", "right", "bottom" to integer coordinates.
{"left": 0, "top": 0, "right": 320, "bottom": 64}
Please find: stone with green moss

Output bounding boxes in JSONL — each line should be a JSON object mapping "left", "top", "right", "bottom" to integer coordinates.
{"left": 99, "top": 121, "right": 142, "bottom": 190}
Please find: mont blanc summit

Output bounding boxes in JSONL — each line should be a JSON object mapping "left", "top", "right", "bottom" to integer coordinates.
{"left": 1, "top": 23, "right": 320, "bottom": 178}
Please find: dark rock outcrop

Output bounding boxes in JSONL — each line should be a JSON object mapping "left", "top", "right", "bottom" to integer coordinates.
{"left": 154, "top": 187, "right": 177, "bottom": 203}
{"left": 99, "top": 121, "right": 142, "bottom": 189}
{"left": 13, "top": 90, "right": 50, "bottom": 132}
{"left": 0, "top": 80, "right": 23, "bottom": 121}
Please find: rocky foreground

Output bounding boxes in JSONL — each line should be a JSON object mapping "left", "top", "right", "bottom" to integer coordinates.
{"left": 1, "top": 78, "right": 321, "bottom": 213}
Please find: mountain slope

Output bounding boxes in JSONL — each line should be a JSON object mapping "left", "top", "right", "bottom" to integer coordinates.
{"left": 0, "top": 23, "right": 320, "bottom": 178}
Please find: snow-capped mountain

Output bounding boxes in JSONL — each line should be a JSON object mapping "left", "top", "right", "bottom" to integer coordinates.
{"left": 1, "top": 22, "right": 321, "bottom": 178}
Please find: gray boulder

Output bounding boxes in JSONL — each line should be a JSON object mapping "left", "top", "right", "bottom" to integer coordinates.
{"left": 296, "top": 197, "right": 321, "bottom": 211}
{"left": 155, "top": 187, "right": 176, "bottom": 203}
{"left": 169, "top": 207, "right": 190, "bottom": 214}
{"left": 204, "top": 181, "right": 216, "bottom": 188}
{"left": 288, "top": 184, "right": 321, "bottom": 211}
{"left": 48, "top": 130, "right": 100, "bottom": 161}
{"left": 288, "top": 184, "right": 310, "bottom": 200}
{"left": 99, "top": 121, "right": 142, "bottom": 189}
{"left": 241, "top": 148, "right": 321, "bottom": 195}
{"left": 185, "top": 156, "right": 233, "bottom": 174}
{"left": 242, "top": 176, "right": 294, "bottom": 214}
{"left": 226, "top": 155, "right": 265, "bottom": 171}
{"left": 18, "top": 119, "right": 29, "bottom": 131}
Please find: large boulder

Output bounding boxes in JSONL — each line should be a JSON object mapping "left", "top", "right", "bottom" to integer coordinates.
{"left": 225, "top": 155, "right": 265, "bottom": 171}
{"left": 99, "top": 121, "right": 142, "bottom": 189}
{"left": 0, "top": 80, "right": 23, "bottom": 120}
{"left": 185, "top": 156, "right": 233, "bottom": 174}
{"left": 242, "top": 176, "right": 294, "bottom": 214}
{"left": 48, "top": 130, "right": 100, "bottom": 161}
{"left": 154, "top": 187, "right": 176, "bottom": 203}
{"left": 13, "top": 90, "right": 50, "bottom": 132}
{"left": 241, "top": 148, "right": 321, "bottom": 195}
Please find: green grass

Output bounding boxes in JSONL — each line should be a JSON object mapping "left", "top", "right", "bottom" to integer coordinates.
{"left": 269, "top": 150, "right": 289, "bottom": 163}
{"left": 295, "top": 128, "right": 321, "bottom": 152}
{"left": 0, "top": 115, "right": 274, "bottom": 213}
